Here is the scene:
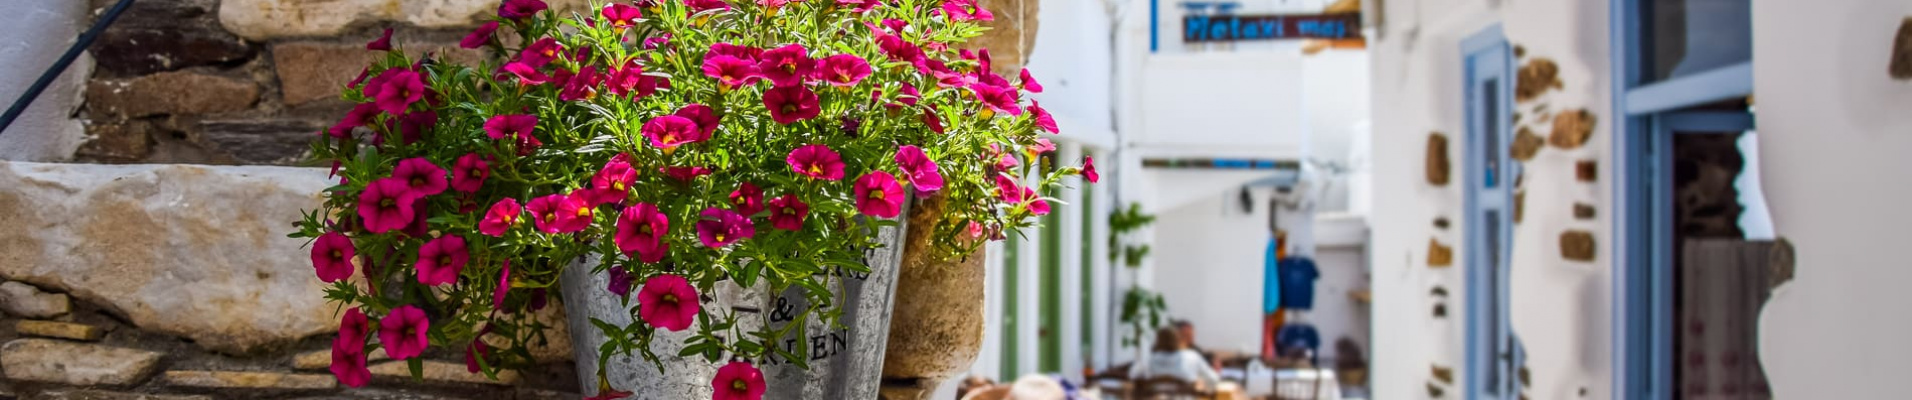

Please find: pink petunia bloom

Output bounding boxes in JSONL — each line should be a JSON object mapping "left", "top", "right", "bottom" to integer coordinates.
{"left": 464, "top": 339, "right": 492, "bottom": 373}
{"left": 402, "top": 198, "right": 431, "bottom": 237}
{"left": 674, "top": 104, "right": 721, "bottom": 137}
{"left": 758, "top": 0, "right": 788, "bottom": 9}
{"left": 815, "top": 54, "right": 872, "bottom": 87}
{"left": 641, "top": 115, "right": 705, "bottom": 149}
{"left": 451, "top": 154, "right": 489, "bottom": 193}
{"left": 339, "top": 308, "right": 371, "bottom": 350}
{"left": 638, "top": 274, "right": 701, "bottom": 331}
{"left": 460, "top": 21, "right": 499, "bottom": 49}
{"left": 311, "top": 232, "right": 356, "bottom": 283}
{"left": 484, "top": 114, "right": 540, "bottom": 153}
{"left": 756, "top": 44, "right": 813, "bottom": 88}
{"left": 854, "top": 171, "right": 905, "bottom": 218}
{"left": 371, "top": 70, "right": 425, "bottom": 116}
{"left": 970, "top": 83, "right": 1023, "bottom": 116}
{"left": 479, "top": 198, "right": 522, "bottom": 237}
{"left": 393, "top": 157, "right": 448, "bottom": 197}
{"left": 881, "top": 18, "right": 909, "bottom": 33}
{"left": 584, "top": 158, "right": 639, "bottom": 206}
{"left": 712, "top": 361, "right": 768, "bottom": 400}
{"left": 358, "top": 178, "right": 419, "bottom": 233}
{"left": 661, "top": 166, "right": 713, "bottom": 181}
{"left": 348, "top": 67, "right": 372, "bottom": 89}
{"left": 607, "top": 267, "right": 637, "bottom": 298}
{"left": 330, "top": 336, "right": 371, "bottom": 387}
{"left": 702, "top": 55, "right": 762, "bottom": 89}
{"left": 560, "top": 65, "right": 604, "bottom": 101}
{"left": 501, "top": 62, "right": 551, "bottom": 86}
{"left": 763, "top": 86, "right": 821, "bottom": 124}
{"left": 416, "top": 235, "right": 469, "bottom": 286}
{"left": 922, "top": 109, "right": 945, "bottom": 133}
{"left": 499, "top": 0, "right": 549, "bottom": 19}
{"left": 328, "top": 103, "right": 381, "bottom": 139}
{"left": 894, "top": 145, "right": 945, "bottom": 195}
{"left": 615, "top": 202, "right": 671, "bottom": 263}
{"left": 1029, "top": 101, "right": 1059, "bottom": 133}
{"left": 395, "top": 110, "right": 437, "bottom": 145}
{"left": 876, "top": 34, "right": 927, "bottom": 68}
{"left": 1020, "top": 68, "right": 1044, "bottom": 93}
{"left": 836, "top": 0, "right": 878, "bottom": 13}
{"left": 786, "top": 144, "right": 845, "bottom": 180}
{"left": 926, "top": 60, "right": 973, "bottom": 88}
{"left": 493, "top": 260, "right": 512, "bottom": 311}
{"left": 378, "top": 305, "right": 431, "bottom": 360}
{"left": 882, "top": 83, "right": 922, "bottom": 111}
{"left": 684, "top": 0, "right": 732, "bottom": 13}
{"left": 1083, "top": 156, "right": 1099, "bottom": 183}
{"left": 994, "top": 174, "right": 1022, "bottom": 203}
{"left": 1030, "top": 138, "right": 1056, "bottom": 154}
{"left": 767, "top": 194, "right": 808, "bottom": 231}
{"left": 729, "top": 182, "right": 764, "bottom": 216}
{"left": 606, "top": 60, "right": 656, "bottom": 98}
{"left": 708, "top": 43, "right": 763, "bottom": 62}
{"left": 696, "top": 208, "right": 754, "bottom": 248}
{"left": 527, "top": 194, "right": 592, "bottom": 233}
{"left": 367, "top": 28, "right": 394, "bottom": 51}
{"left": 588, "top": 386, "right": 634, "bottom": 400}
{"left": 642, "top": 34, "right": 672, "bottom": 50}
{"left": 520, "top": 38, "right": 565, "bottom": 68}
{"left": 940, "top": 0, "right": 993, "bottom": 21}
{"left": 602, "top": 3, "right": 642, "bottom": 30}
{"left": 1022, "top": 186, "right": 1051, "bottom": 215}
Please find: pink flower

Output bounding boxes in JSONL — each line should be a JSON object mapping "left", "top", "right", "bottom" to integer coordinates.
{"left": 757, "top": 44, "right": 813, "bottom": 88}
{"left": 561, "top": 65, "right": 604, "bottom": 101}
{"left": 763, "top": 86, "right": 821, "bottom": 124}
{"left": 894, "top": 145, "right": 945, "bottom": 195}
{"left": 702, "top": 55, "right": 761, "bottom": 88}
{"left": 479, "top": 198, "right": 521, "bottom": 237}
{"left": 366, "top": 28, "right": 394, "bottom": 51}
{"left": 787, "top": 144, "right": 845, "bottom": 180}
{"left": 1020, "top": 68, "right": 1044, "bottom": 93}
{"left": 854, "top": 171, "right": 905, "bottom": 218}
{"left": 836, "top": 0, "right": 878, "bottom": 13}
{"left": 922, "top": 109, "right": 945, "bottom": 133}
{"left": 484, "top": 114, "right": 541, "bottom": 153}
{"left": 696, "top": 208, "right": 754, "bottom": 248}
{"left": 527, "top": 194, "right": 593, "bottom": 233}
{"left": 371, "top": 70, "right": 425, "bottom": 116}
{"left": 520, "top": 38, "right": 564, "bottom": 68}
{"left": 708, "top": 43, "right": 763, "bottom": 62}
{"left": 607, "top": 60, "right": 657, "bottom": 98}
{"left": 395, "top": 110, "right": 437, "bottom": 145}
{"left": 971, "top": 83, "right": 1023, "bottom": 116}
{"left": 661, "top": 166, "right": 713, "bottom": 181}
{"left": 1029, "top": 101, "right": 1058, "bottom": 133}
{"left": 1022, "top": 187, "right": 1051, "bottom": 215}
{"left": 330, "top": 336, "right": 371, "bottom": 388}
{"left": 876, "top": 34, "right": 926, "bottom": 67}
{"left": 494, "top": 260, "right": 512, "bottom": 311}
{"left": 608, "top": 267, "right": 637, "bottom": 298}
{"left": 339, "top": 308, "right": 371, "bottom": 349}
{"left": 464, "top": 339, "right": 492, "bottom": 373}
{"left": 451, "top": 154, "right": 489, "bottom": 193}
{"left": 460, "top": 21, "right": 499, "bottom": 48}
{"left": 638, "top": 274, "right": 701, "bottom": 331}
{"left": 1030, "top": 138, "right": 1056, "bottom": 154}
{"left": 328, "top": 103, "right": 381, "bottom": 139}
{"left": 416, "top": 235, "right": 468, "bottom": 286}
{"left": 926, "top": 60, "right": 972, "bottom": 88}
{"left": 602, "top": 3, "right": 642, "bottom": 29}
{"left": 758, "top": 0, "right": 788, "bottom": 9}
{"left": 712, "top": 361, "right": 767, "bottom": 400}
{"left": 882, "top": 83, "right": 921, "bottom": 111}
{"left": 995, "top": 174, "right": 1022, "bottom": 203}
{"left": 348, "top": 67, "right": 372, "bottom": 89}
{"left": 584, "top": 158, "right": 639, "bottom": 206}
{"left": 684, "top": 0, "right": 732, "bottom": 13}
{"left": 674, "top": 104, "right": 721, "bottom": 137}
{"left": 588, "top": 387, "right": 634, "bottom": 400}
{"left": 501, "top": 62, "right": 551, "bottom": 86}
{"left": 615, "top": 202, "right": 671, "bottom": 263}
{"left": 815, "top": 54, "right": 872, "bottom": 87}
{"left": 641, "top": 115, "right": 706, "bottom": 149}
{"left": 767, "top": 194, "right": 808, "bottom": 231}
{"left": 378, "top": 305, "right": 431, "bottom": 360}
{"left": 358, "top": 178, "right": 419, "bottom": 233}
{"left": 729, "top": 182, "right": 764, "bottom": 216}
{"left": 940, "top": 0, "right": 993, "bottom": 21}
{"left": 499, "top": 0, "right": 549, "bottom": 19}
{"left": 312, "top": 232, "right": 356, "bottom": 283}
{"left": 393, "top": 158, "right": 448, "bottom": 197}
{"left": 1083, "top": 156, "right": 1099, "bottom": 183}
{"left": 643, "top": 35, "right": 672, "bottom": 50}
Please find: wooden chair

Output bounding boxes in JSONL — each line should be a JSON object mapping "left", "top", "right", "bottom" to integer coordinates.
{"left": 1130, "top": 376, "right": 1216, "bottom": 400}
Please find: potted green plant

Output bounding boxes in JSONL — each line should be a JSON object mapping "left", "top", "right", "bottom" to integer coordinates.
{"left": 291, "top": 0, "right": 1092, "bottom": 398}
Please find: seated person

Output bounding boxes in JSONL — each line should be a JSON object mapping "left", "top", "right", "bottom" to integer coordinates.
{"left": 1172, "top": 320, "right": 1216, "bottom": 367}
{"left": 1128, "top": 326, "right": 1222, "bottom": 390}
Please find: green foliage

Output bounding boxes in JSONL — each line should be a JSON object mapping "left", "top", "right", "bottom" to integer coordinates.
{"left": 1107, "top": 202, "right": 1154, "bottom": 268}
{"left": 1117, "top": 286, "right": 1167, "bottom": 349}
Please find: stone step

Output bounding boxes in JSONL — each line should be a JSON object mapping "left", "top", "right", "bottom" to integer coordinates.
{"left": 367, "top": 360, "right": 521, "bottom": 386}
{"left": 34, "top": 390, "right": 211, "bottom": 400}
{"left": 16, "top": 320, "right": 106, "bottom": 341}
{"left": 292, "top": 347, "right": 391, "bottom": 370}
{"left": 0, "top": 339, "right": 162, "bottom": 386}
{"left": 159, "top": 370, "right": 337, "bottom": 390}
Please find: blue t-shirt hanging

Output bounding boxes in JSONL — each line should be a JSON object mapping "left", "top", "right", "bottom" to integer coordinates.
{"left": 1276, "top": 323, "right": 1321, "bottom": 362}
{"left": 1277, "top": 257, "right": 1319, "bottom": 310}
{"left": 1263, "top": 238, "right": 1282, "bottom": 314}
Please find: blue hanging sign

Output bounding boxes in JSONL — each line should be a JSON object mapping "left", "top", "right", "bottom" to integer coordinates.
{"left": 1183, "top": 12, "right": 1362, "bottom": 42}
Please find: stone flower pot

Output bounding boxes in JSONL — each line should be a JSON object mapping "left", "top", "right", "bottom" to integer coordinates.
{"left": 880, "top": 195, "right": 989, "bottom": 400}
{"left": 561, "top": 202, "right": 912, "bottom": 399}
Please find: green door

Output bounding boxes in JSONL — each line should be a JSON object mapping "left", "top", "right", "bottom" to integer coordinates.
{"left": 1000, "top": 235, "right": 1020, "bottom": 380}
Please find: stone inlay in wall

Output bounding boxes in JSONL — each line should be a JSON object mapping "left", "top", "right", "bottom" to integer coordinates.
{"left": 1891, "top": 17, "right": 1912, "bottom": 80}
{"left": 1514, "top": 190, "right": 1526, "bottom": 223}
{"left": 1434, "top": 217, "right": 1451, "bottom": 230}
{"left": 1426, "top": 132, "right": 1451, "bottom": 186}
{"left": 1516, "top": 58, "right": 1561, "bottom": 103}
{"left": 1549, "top": 109, "right": 1595, "bottom": 149}
{"left": 1, "top": 339, "right": 163, "bottom": 386}
{"left": 1573, "top": 203, "right": 1596, "bottom": 220}
{"left": 1511, "top": 126, "right": 1544, "bottom": 161}
{"left": 1428, "top": 239, "right": 1454, "bottom": 267}
{"left": 85, "top": 71, "right": 259, "bottom": 119}
{"left": 1576, "top": 160, "right": 1598, "bottom": 182}
{"left": 16, "top": 320, "right": 106, "bottom": 341}
{"left": 1559, "top": 230, "right": 1596, "bottom": 262}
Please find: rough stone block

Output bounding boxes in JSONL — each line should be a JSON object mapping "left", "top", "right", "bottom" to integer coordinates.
{"left": 159, "top": 370, "right": 337, "bottom": 390}
{"left": 1516, "top": 58, "right": 1560, "bottom": 103}
{"left": 1893, "top": 17, "right": 1912, "bottom": 80}
{"left": 218, "top": 0, "right": 593, "bottom": 40}
{"left": 86, "top": 71, "right": 259, "bottom": 119}
{"left": 1, "top": 339, "right": 163, "bottom": 386}
{"left": 35, "top": 390, "right": 211, "bottom": 400}
{"left": 1560, "top": 230, "right": 1596, "bottom": 262}
{"left": 1426, "top": 132, "right": 1450, "bottom": 186}
{"left": 1511, "top": 126, "right": 1544, "bottom": 161}
{"left": 0, "top": 162, "right": 336, "bottom": 354}
{"left": 273, "top": 41, "right": 487, "bottom": 106}
{"left": 1573, "top": 203, "right": 1596, "bottom": 220}
{"left": 368, "top": 360, "right": 522, "bottom": 385}
{"left": 75, "top": 122, "right": 158, "bottom": 163}
{"left": 0, "top": 281, "right": 71, "bottom": 318}
{"left": 16, "top": 320, "right": 106, "bottom": 341}
{"left": 198, "top": 119, "right": 324, "bottom": 165}
{"left": 90, "top": 0, "right": 256, "bottom": 76}
{"left": 292, "top": 347, "right": 389, "bottom": 370}
{"left": 1576, "top": 159, "right": 1599, "bottom": 182}
{"left": 1549, "top": 109, "right": 1596, "bottom": 149}
{"left": 1427, "top": 239, "right": 1453, "bottom": 268}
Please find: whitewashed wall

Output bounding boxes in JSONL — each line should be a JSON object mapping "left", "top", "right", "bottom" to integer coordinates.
{"left": 1753, "top": 0, "right": 1912, "bottom": 397}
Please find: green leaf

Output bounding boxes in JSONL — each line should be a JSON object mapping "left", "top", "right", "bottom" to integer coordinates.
{"left": 407, "top": 358, "right": 425, "bottom": 380}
